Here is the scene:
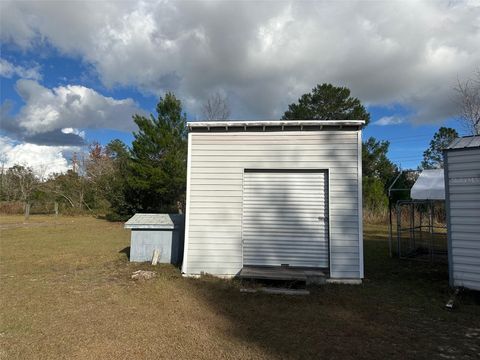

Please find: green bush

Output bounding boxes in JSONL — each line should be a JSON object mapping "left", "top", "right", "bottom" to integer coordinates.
{"left": 363, "top": 176, "right": 388, "bottom": 212}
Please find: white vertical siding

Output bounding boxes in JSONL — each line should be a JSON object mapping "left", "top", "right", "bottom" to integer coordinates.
{"left": 445, "top": 148, "right": 480, "bottom": 291}
{"left": 184, "top": 130, "right": 362, "bottom": 278}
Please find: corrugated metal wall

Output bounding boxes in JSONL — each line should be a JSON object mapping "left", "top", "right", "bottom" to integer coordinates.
{"left": 445, "top": 148, "right": 480, "bottom": 290}
{"left": 183, "top": 130, "right": 361, "bottom": 278}
{"left": 242, "top": 170, "right": 329, "bottom": 268}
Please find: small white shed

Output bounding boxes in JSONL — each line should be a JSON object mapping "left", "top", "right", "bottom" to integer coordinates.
{"left": 444, "top": 135, "right": 480, "bottom": 291}
{"left": 182, "top": 120, "right": 365, "bottom": 282}
{"left": 125, "top": 213, "right": 184, "bottom": 264}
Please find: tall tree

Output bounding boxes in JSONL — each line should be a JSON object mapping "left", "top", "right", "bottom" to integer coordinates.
{"left": 362, "top": 137, "right": 397, "bottom": 184}
{"left": 128, "top": 92, "right": 188, "bottom": 213}
{"left": 282, "top": 83, "right": 370, "bottom": 124}
{"left": 9, "top": 165, "right": 36, "bottom": 200}
{"left": 84, "top": 142, "right": 117, "bottom": 210}
{"left": 421, "top": 127, "right": 458, "bottom": 169}
{"left": 202, "top": 92, "right": 231, "bottom": 120}
{"left": 362, "top": 137, "right": 398, "bottom": 212}
{"left": 104, "top": 139, "right": 133, "bottom": 219}
{"left": 455, "top": 69, "right": 480, "bottom": 135}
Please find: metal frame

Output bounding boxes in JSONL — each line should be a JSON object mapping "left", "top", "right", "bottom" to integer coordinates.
{"left": 387, "top": 169, "right": 419, "bottom": 257}
{"left": 388, "top": 171, "right": 404, "bottom": 257}
{"left": 387, "top": 170, "right": 447, "bottom": 262}
{"left": 395, "top": 199, "right": 447, "bottom": 261}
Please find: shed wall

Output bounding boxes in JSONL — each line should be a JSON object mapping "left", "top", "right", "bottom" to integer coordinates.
{"left": 183, "top": 130, "right": 362, "bottom": 278}
{"left": 445, "top": 148, "right": 480, "bottom": 290}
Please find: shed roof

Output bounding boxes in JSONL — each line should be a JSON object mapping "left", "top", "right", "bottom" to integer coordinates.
{"left": 187, "top": 120, "right": 365, "bottom": 132}
{"left": 124, "top": 213, "right": 183, "bottom": 229}
{"left": 410, "top": 169, "right": 445, "bottom": 200}
{"left": 446, "top": 135, "right": 480, "bottom": 150}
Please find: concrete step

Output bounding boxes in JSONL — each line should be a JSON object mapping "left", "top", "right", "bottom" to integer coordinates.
{"left": 240, "top": 287, "right": 310, "bottom": 295}
{"left": 238, "top": 266, "right": 327, "bottom": 285}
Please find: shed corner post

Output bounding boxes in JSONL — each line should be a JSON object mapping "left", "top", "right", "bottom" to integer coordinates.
{"left": 443, "top": 149, "right": 454, "bottom": 287}
{"left": 181, "top": 131, "right": 193, "bottom": 275}
{"left": 357, "top": 129, "right": 364, "bottom": 279}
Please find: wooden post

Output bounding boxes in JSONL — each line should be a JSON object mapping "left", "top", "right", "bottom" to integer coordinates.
{"left": 25, "top": 203, "right": 30, "bottom": 221}
{"left": 54, "top": 202, "right": 58, "bottom": 217}
{"left": 152, "top": 249, "right": 160, "bottom": 265}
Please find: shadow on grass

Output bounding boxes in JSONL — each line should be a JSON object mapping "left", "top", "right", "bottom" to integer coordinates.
{"left": 185, "top": 276, "right": 388, "bottom": 359}
{"left": 119, "top": 246, "right": 130, "bottom": 260}
{"left": 177, "top": 230, "right": 480, "bottom": 360}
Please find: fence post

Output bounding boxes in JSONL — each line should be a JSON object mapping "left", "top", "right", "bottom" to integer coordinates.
{"left": 388, "top": 199, "right": 393, "bottom": 258}
{"left": 396, "top": 204, "right": 402, "bottom": 257}
{"left": 410, "top": 203, "right": 415, "bottom": 253}
{"left": 54, "top": 201, "right": 58, "bottom": 217}
{"left": 25, "top": 203, "right": 30, "bottom": 221}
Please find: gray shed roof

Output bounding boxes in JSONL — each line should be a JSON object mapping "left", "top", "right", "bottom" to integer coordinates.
{"left": 124, "top": 213, "right": 184, "bottom": 229}
{"left": 446, "top": 135, "right": 480, "bottom": 150}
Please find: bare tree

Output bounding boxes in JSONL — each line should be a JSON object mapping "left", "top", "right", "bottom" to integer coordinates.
{"left": 202, "top": 92, "right": 231, "bottom": 120}
{"left": 6, "top": 165, "right": 38, "bottom": 218}
{"left": 455, "top": 69, "right": 480, "bottom": 135}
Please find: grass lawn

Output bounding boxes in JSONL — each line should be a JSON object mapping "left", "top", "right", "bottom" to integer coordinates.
{"left": 1, "top": 216, "right": 479, "bottom": 360}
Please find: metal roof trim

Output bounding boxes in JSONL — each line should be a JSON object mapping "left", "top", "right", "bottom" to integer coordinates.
{"left": 187, "top": 120, "right": 365, "bottom": 130}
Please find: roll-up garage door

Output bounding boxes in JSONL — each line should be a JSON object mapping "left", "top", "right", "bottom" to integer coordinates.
{"left": 242, "top": 170, "right": 329, "bottom": 268}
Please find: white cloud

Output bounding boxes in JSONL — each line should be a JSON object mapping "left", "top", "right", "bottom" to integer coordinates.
{"left": 0, "top": 136, "right": 75, "bottom": 177}
{"left": 61, "top": 128, "right": 85, "bottom": 139}
{"left": 374, "top": 116, "right": 405, "bottom": 126}
{"left": 1, "top": 0, "right": 479, "bottom": 123}
{"left": 14, "top": 79, "right": 142, "bottom": 135}
{"left": 0, "top": 58, "right": 41, "bottom": 80}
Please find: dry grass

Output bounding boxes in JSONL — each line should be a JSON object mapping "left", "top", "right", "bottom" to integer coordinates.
{"left": 1, "top": 216, "right": 479, "bottom": 360}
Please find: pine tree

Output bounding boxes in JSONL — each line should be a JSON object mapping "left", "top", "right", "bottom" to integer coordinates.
{"left": 128, "top": 93, "right": 187, "bottom": 213}
{"left": 421, "top": 127, "right": 458, "bottom": 169}
{"left": 282, "top": 83, "right": 370, "bottom": 124}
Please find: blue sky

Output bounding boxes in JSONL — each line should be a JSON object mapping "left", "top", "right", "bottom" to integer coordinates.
{"left": 0, "top": 1, "right": 478, "bottom": 175}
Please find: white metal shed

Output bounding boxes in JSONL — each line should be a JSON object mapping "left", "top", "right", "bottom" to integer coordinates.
{"left": 182, "top": 120, "right": 365, "bottom": 282}
{"left": 125, "top": 213, "right": 185, "bottom": 264}
{"left": 444, "top": 135, "right": 480, "bottom": 291}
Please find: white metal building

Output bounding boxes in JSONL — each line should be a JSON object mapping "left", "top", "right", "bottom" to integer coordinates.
{"left": 444, "top": 135, "right": 480, "bottom": 291}
{"left": 182, "top": 120, "right": 365, "bottom": 281}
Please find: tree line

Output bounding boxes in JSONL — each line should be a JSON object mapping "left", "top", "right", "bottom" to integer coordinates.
{"left": 1, "top": 72, "right": 478, "bottom": 219}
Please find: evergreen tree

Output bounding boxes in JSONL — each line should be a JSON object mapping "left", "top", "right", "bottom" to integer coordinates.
{"left": 421, "top": 127, "right": 458, "bottom": 169}
{"left": 362, "top": 137, "right": 397, "bottom": 185}
{"left": 362, "top": 137, "right": 398, "bottom": 211}
{"left": 282, "top": 83, "right": 370, "bottom": 124}
{"left": 128, "top": 93, "right": 188, "bottom": 213}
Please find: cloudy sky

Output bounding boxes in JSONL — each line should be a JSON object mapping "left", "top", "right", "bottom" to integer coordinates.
{"left": 1, "top": 0, "right": 479, "bottom": 174}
